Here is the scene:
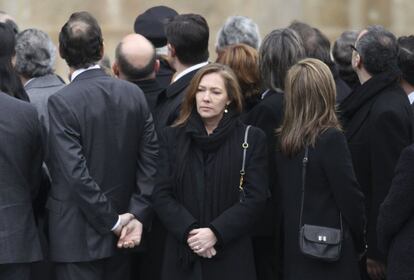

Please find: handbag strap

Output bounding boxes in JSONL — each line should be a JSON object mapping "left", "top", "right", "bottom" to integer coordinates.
{"left": 299, "top": 146, "right": 343, "bottom": 231}
{"left": 239, "top": 125, "right": 251, "bottom": 192}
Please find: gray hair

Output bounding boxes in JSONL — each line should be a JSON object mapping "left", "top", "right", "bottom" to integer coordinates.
{"left": 15, "top": 28, "right": 56, "bottom": 78}
{"left": 259, "top": 28, "right": 305, "bottom": 91}
{"left": 356, "top": 25, "right": 399, "bottom": 75}
{"left": 332, "top": 30, "right": 359, "bottom": 88}
{"left": 216, "top": 16, "right": 261, "bottom": 50}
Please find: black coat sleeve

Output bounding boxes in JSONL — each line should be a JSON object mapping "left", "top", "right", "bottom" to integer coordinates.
{"left": 209, "top": 128, "right": 269, "bottom": 245}
{"left": 128, "top": 100, "right": 158, "bottom": 227}
{"left": 153, "top": 129, "right": 198, "bottom": 243}
{"left": 322, "top": 130, "right": 366, "bottom": 253}
{"left": 377, "top": 145, "right": 414, "bottom": 254}
{"left": 47, "top": 94, "right": 118, "bottom": 234}
{"left": 368, "top": 109, "right": 412, "bottom": 259}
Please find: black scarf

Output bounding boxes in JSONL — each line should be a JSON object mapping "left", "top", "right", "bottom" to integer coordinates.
{"left": 339, "top": 71, "right": 400, "bottom": 124}
{"left": 174, "top": 107, "right": 243, "bottom": 269}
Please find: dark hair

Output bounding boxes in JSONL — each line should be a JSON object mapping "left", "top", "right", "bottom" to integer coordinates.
{"left": 165, "top": 14, "right": 209, "bottom": 65}
{"left": 0, "top": 11, "right": 19, "bottom": 34}
{"left": 356, "top": 25, "right": 399, "bottom": 75}
{"left": 397, "top": 36, "right": 414, "bottom": 86}
{"left": 0, "top": 23, "right": 28, "bottom": 101}
{"left": 332, "top": 30, "right": 359, "bottom": 89}
{"left": 59, "top": 11, "right": 103, "bottom": 69}
{"left": 115, "top": 42, "right": 156, "bottom": 81}
{"left": 289, "top": 21, "right": 333, "bottom": 67}
{"left": 259, "top": 28, "right": 305, "bottom": 91}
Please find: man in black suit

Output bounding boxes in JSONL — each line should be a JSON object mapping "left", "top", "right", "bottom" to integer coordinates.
{"left": 0, "top": 92, "right": 43, "bottom": 280}
{"left": 155, "top": 13, "right": 209, "bottom": 128}
{"left": 46, "top": 11, "right": 158, "bottom": 280}
{"left": 113, "top": 33, "right": 164, "bottom": 113}
{"left": 340, "top": 25, "right": 414, "bottom": 280}
{"left": 397, "top": 35, "right": 414, "bottom": 112}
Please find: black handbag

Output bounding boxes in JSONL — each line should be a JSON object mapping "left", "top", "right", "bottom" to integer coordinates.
{"left": 298, "top": 147, "right": 343, "bottom": 262}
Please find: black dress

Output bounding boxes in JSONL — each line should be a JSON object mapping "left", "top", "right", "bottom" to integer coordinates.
{"left": 154, "top": 111, "right": 269, "bottom": 280}
{"left": 276, "top": 128, "right": 366, "bottom": 280}
{"left": 378, "top": 144, "right": 414, "bottom": 280}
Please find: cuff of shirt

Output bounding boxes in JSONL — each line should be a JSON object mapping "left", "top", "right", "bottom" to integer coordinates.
{"left": 111, "top": 216, "right": 121, "bottom": 231}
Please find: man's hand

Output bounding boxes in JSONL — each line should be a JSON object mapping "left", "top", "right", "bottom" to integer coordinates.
{"left": 117, "top": 219, "right": 143, "bottom": 249}
{"left": 367, "top": 258, "right": 386, "bottom": 280}
{"left": 113, "top": 213, "right": 134, "bottom": 236}
{"left": 187, "top": 228, "right": 217, "bottom": 255}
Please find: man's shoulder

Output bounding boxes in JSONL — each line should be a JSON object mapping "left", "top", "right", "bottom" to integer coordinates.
{"left": 372, "top": 84, "right": 410, "bottom": 114}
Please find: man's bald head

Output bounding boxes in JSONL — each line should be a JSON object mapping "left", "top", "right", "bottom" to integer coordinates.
{"left": 114, "top": 33, "right": 158, "bottom": 81}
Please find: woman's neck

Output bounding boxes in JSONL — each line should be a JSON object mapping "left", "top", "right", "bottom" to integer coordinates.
{"left": 203, "top": 118, "right": 220, "bottom": 135}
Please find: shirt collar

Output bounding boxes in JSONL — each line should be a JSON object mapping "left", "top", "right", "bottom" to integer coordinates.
{"left": 24, "top": 78, "right": 36, "bottom": 87}
{"left": 70, "top": 65, "right": 101, "bottom": 82}
{"left": 408, "top": 91, "right": 414, "bottom": 104}
{"left": 172, "top": 61, "right": 208, "bottom": 83}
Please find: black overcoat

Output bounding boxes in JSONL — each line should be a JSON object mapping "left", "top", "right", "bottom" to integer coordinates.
{"left": 154, "top": 121, "right": 269, "bottom": 280}
{"left": 276, "top": 128, "right": 366, "bottom": 280}
{"left": 340, "top": 72, "right": 414, "bottom": 261}
{"left": 378, "top": 144, "right": 414, "bottom": 280}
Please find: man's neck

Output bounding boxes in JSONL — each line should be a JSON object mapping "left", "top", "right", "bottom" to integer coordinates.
{"left": 400, "top": 79, "right": 414, "bottom": 96}
{"left": 356, "top": 68, "right": 372, "bottom": 85}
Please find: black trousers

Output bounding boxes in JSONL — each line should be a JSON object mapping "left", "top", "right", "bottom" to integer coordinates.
{"left": 0, "top": 263, "right": 30, "bottom": 280}
{"left": 55, "top": 254, "right": 131, "bottom": 280}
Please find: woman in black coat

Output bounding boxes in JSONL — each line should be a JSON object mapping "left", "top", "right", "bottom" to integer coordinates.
{"left": 243, "top": 28, "right": 306, "bottom": 280}
{"left": 153, "top": 63, "right": 269, "bottom": 280}
{"left": 276, "top": 58, "right": 366, "bottom": 280}
{"left": 378, "top": 144, "right": 414, "bottom": 280}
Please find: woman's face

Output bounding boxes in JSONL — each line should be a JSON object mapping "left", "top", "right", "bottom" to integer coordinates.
{"left": 196, "top": 72, "right": 230, "bottom": 124}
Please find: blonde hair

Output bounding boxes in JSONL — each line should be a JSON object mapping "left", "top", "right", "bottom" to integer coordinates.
{"left": 174, "top": 63, "right": 243, "bottom": 126}
{"left": 278, "top": 58, "right": 341, "bottom": 156}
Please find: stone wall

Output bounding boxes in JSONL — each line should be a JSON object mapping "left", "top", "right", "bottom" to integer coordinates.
{"left": 1, "top": 0, "right": 413, "bottom": 80}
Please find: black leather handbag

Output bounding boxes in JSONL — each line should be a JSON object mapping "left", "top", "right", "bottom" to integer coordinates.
{"left": 298, "top": 147, "right": 343, "bottom": 262}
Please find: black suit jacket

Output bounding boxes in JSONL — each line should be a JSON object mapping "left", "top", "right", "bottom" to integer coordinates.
{"left": 155, "top": 69, "right": 199, "bottom": 128}
{"left": 46, "top": 69, "right": 158, "bottom": 262}
{"left": 378, "top": 144, "right": 414, "bottom": 280}
{"left": 0, "top": 92, "right": 43, "bottom": 263}
{"left": 340, "top": 71, "right": 414, "bottom": 261}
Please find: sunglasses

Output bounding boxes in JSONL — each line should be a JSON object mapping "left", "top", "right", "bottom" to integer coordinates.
{"left": 350, "top": 45, "right": 358, "bottom": 52}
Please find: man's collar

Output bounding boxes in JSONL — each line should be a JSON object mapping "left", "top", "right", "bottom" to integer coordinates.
{"left": 172, "top": 61, "right": 208, "bottom": 83}
{"left": 408, "top": 91, "right": 414, "bottom": 104}
{"left": 70, "top": 65, "right": 101, "bottom": 82}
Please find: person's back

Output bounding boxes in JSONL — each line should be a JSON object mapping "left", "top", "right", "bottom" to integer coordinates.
{"left": 0, "top": 91, "right": 43, "bottom": 279}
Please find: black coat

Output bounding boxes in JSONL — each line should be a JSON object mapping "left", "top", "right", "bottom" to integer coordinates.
{"left": 244, "top": 90, "right": 284, "bottom": 280}
{"left": 46, "top": 69, "right": 158, "bottom": 262}
{"left": 154, "top": 120, "right": 269, "bottom": 280}
{"left": 378, "top": 144, "right": 414, "bottom": 280}
{"left": 276, "top": 128, "right": 366, "bottom": 280}
{"left": 340, "top": 71, "right": 414, "bottom": 261}
{"left": 0, "top": 92, "right": 43, "bottom": 263}
{"left": 132, "top": 78, "right": 165, "bottom": 114}
{"left": 155, "top": 69, "right": 198, "bottom": 128}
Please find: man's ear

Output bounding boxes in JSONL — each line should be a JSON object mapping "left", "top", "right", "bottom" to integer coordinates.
{"left": 112, "top": 62, "right": 120, "bottom": 77}
{"left": 100, "top": 43, "right": 105, "bottom": 59}
{"left": 168, "top": 43, "right": 176, "bottom": 58}
{"left": 154, "top": 59, "right": 160, "bottom": 73}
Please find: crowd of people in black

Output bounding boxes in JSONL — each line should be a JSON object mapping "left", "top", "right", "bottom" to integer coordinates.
{"left": 1, "top": 5, "right": 414, "bottom": 280}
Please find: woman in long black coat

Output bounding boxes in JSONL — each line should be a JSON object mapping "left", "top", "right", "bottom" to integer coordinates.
{"left": 378, "top": 144, "right": 414, "bottom": 280}
{"left": 276, "top": 58, "right": 366, "bottom": 280}
{"left": 153, "top": 63, "right": 269, "bottom": 280}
